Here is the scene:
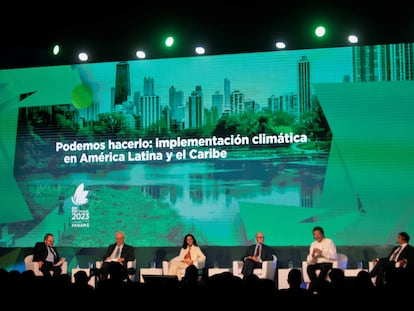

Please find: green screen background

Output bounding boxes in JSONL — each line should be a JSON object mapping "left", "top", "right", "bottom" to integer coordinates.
{"left": 1, "top": 43, "right": 413, "bottom": 249}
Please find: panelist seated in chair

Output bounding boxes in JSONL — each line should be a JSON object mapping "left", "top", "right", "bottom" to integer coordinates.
{"left": 32, "top": 232, "right": 66, "bottom": 278}
{"left": 240, "top": 231, "right": 275, "bottom": 279}
{"left": 305, "top": 226, "right": 337, "bottom": 292}
{"left": 99, "top": 231, "right": 135, "bottom": 281}
{"left": 370, "top": 231, "right": 414, "bottom": 288}
{"left": 165, "top": 233, "right": 206, "bottom": 281}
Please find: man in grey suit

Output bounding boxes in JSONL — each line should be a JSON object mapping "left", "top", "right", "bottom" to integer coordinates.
{"left": 240, "top": 231, "right": 275, "bottom": 279}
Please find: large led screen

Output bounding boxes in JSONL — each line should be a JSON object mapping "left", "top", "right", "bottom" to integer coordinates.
{"left": 1, "top": 42, "right": 414, "bottom": 248}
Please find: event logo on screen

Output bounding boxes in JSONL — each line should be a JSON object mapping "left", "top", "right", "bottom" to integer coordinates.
{"left": 71, "top": 183, "right": 90, "bottom": 228}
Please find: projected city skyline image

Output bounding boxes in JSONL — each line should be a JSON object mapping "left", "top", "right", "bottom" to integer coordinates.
{"left": 1, "top": 42, "right": 414, "bottom": 248}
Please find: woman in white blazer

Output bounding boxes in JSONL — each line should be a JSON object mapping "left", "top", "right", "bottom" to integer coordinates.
{"left": 167, "top": 233, "right": 206, "bottom": 280}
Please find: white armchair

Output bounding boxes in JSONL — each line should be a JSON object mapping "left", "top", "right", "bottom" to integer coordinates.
{"left": 162, "top": 255, "right": 206, "bottom": 280}
{"left": 232, "top": 254, "right": 278, "bottom": 280}
{"left": 301, "top": 252, "right": 348, "bottom": 283}
{"left": 95, "top": 259, "right": 137, "bottom": 281}
{"left": 24, "top": 254, "right": 68, "bottom": 276}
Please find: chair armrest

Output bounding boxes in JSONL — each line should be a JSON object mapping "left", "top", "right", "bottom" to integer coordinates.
{"left": 332, "top": 260, "right": 347, "bottom": 270}
{"left": 261, "top": 260, "right": 275, "bottom": 270}
{"left": 127, "top": 260, "right": 136, "bottom": 269}
{"left": 332, "top": 253, "right": 348, "bottom": 270}
{"left": 232, "top": 260, "right": 243, "bottom": 277}
{"left": 61, "top": 261, "right": 68, "bottom": 274}
{"left": 194, "top": 258, "right": 206, "bottom": 269}
{"left": 258, "top": 258, "right": 277, "bottom": 280}
{"left": 163, "top": 255, "right": 181, "bottom": 274}
{"left": 31, "top": 261, "right": 42, "bottom": 276}
{"left": 162, "top": 260, "right": 169, "bottom": 275}
{"left": 302, "top": 261, "right": 310, "bottom": 283}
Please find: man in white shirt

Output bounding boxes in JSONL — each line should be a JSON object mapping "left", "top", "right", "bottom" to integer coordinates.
{"left": 305, "top": 226, "right": 337, "bottom": 292}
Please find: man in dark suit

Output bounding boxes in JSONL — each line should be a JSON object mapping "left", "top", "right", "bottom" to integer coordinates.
{"left": 240, "top": 231, "right": 275, "bottom": 279}
{"left": 370, "top": 231, "right": 414, "bottom": 288}
{"left": 32, "top": 233, "right": 66, "bottom": 278}
{"left": 99, "top": 231, "right": 135, "bottom": 281}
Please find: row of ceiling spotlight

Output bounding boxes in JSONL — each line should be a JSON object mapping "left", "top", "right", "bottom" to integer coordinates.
{"left": 52, "top": 28, "right": 360, "bottom": 63}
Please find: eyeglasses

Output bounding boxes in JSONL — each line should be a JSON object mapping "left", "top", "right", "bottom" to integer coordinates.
{"left": 256, "top": 236, "right": 264, "bottom": 238}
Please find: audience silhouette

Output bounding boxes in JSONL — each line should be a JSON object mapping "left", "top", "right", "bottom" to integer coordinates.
{"left": 1, "top": 261, "right": 413, "bottom": 308}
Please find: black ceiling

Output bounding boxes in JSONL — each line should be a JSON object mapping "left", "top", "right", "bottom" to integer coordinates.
{"left": 1, "top": 2, "right": 412, "bottom": 69}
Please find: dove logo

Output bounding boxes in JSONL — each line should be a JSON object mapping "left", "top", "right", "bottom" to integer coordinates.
{"left": 71, "top": 183, "right": 90, "bottom": 228}
{"left": 71, "top": 183, "right": 89, "bottom": 206}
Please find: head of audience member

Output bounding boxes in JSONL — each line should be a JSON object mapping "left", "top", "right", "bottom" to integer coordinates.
{"left": 328, "top": 268, "right": 345, "bottom": 288}
{"left": 107, "top": 262, "right": 127, "bottom": 282}
{"left": 74, "top": 270, "right": 89, "bottom": 285}
{"left": 287, "top": 268, "right": 302, "bottom": 289}
{"left": 182, "top": 264, "right": 199, "bottom": 284}
{"left": 356, "top": 270, "right": 375, "bottom": 289}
